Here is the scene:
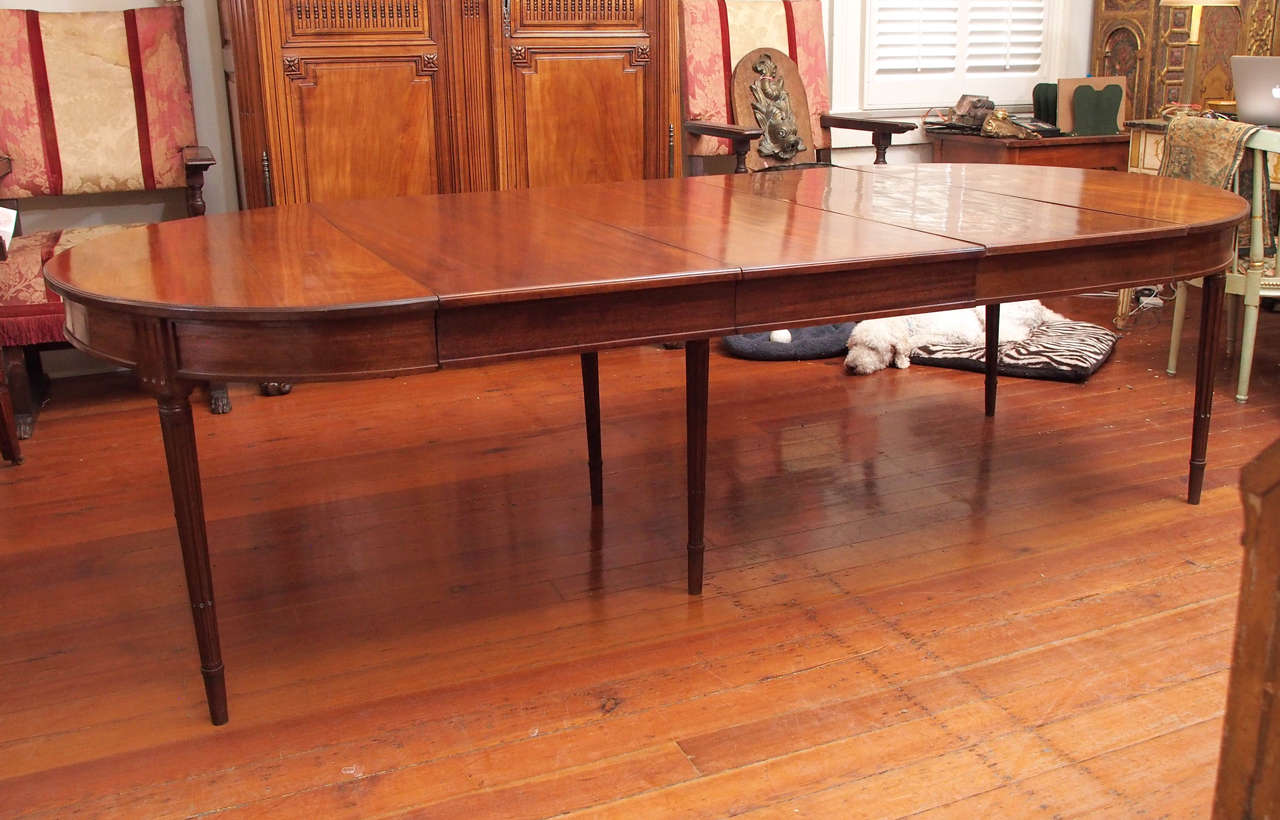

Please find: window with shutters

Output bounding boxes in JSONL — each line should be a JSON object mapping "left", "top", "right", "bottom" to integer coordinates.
{"left": 861, "top": 0, "right": 1063, "bottom": 110}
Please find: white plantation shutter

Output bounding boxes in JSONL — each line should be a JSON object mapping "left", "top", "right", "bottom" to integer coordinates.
{"left": 870, "top": 0, "right": 959, "bottom": 75}
{"left": 863, "top": 0, "right": 1055, "bottom": 109}
{"left": 966, "top": 0, "right": 1045, "bottom": 72}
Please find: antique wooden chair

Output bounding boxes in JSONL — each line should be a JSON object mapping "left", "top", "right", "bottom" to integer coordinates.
{"left": 680, "top": 0, "right": 915, "bottom": 176}
{"left": 0, "top": 4, "right": 225, "bottom": 451}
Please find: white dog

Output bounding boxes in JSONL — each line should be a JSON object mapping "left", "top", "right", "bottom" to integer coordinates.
{"left": 844, "top": 300, "right": 1066, "bottom": 375}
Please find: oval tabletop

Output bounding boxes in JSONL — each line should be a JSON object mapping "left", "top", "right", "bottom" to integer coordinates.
{"left": 45, "top": 164, "right": 1248, "bottom": 321}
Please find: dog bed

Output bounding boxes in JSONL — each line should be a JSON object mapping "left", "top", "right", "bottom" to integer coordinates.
{"left": 722, "top": 323, "right": 855, "bottom": 361}
{"left": 844, "top": 302, "right": 1117, "bottom": 382}
{"left": 911, "top": 320, "right": 1118, "bottom": 383}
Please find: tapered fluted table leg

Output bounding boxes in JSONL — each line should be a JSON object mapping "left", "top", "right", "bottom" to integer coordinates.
{"left": 0, "top": 373, "right": 21, "bottom": 465}
{"left": 1188, "top": 273, "right": 1225, "bottom": 505}
{"left": 156, "top": 391, "right": 227, "bottom": 724}
{"left": 685, "top": 339, "right": 709, "bottom": 594}
{"left": 985, "top": 304, "right": 1000, "bottom": 417}
{"left": 580, "top": 352, "right": 603, "bottom": 506}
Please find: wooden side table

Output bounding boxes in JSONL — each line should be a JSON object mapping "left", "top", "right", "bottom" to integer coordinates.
{"left": 926, "top": 130, "right": 1131, "bottom": 171}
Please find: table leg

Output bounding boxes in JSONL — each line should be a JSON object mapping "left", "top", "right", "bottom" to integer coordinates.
{"left": 156, "top": 391, "right": 228, "bottom": 724}
{"left": 685, "top": 339, "right": 709, "bottom": 595}
{"left": 1188, "top": 272, "right": 1225, "bottom": 505}
{"left": 1237, "top": 286, "right": 1261, "bottom": 404}
{"left": 0, "top": 370, "right": 21, "bottom": 465}
{"left": 1114, "top": 287, "right": 1135, "bottom": 329}
{"left": 985, "top": 304, "right": 999, "bottom": 418}
{"left": 580, "top": 352, "right": 603, "bottom": 506}
{"left": 1167, "top": 281, "right": 1189, "bottom": 376}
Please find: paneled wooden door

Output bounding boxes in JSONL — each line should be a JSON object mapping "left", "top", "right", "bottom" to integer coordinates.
{"left": 251, "top": 0, "right": 457, "bottom": 204}
{"left": 493, "top": 0, "right": 679, "bottom": 189}
{"left": 218, "top": 1, "right": 678, "bottom": 207}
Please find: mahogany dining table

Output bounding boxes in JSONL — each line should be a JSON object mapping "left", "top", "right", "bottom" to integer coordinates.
{"left": 42, "top": 164, "right": 1246, "bottom": 725}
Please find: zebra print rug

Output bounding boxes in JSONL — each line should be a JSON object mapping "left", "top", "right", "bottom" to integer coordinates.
{"left": 910, "top": 320, "right": 1118, "bottom": 383}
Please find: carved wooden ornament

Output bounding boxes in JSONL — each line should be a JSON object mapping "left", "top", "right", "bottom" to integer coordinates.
{"left": 730, "top": 47, "right": 816, "bottom": 171}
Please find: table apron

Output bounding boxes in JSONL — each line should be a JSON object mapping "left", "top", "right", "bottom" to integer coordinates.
{"left": 974, "top": 231, "right": 1236, "bottom": 302}
{"left": 736, "top": 259, "right": 976, "bottom": 331}
{"left": 436, "top": 281, "right": 737, "bottom": 366}
{"left": 63, "top": 300, "right": 442, "bottom": 382}
{"left": 60, "top": 230, "right": 1236, "bottom": 382}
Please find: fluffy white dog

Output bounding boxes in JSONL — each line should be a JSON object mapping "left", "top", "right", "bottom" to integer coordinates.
{"left": 843, "top": 300, "right": 1066, "bottom": 375}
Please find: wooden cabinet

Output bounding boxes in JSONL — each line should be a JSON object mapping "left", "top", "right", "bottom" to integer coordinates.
{"left": 217, "top": 0, "right": 679, "bottom": 207}
{"left": 927, "top": 131, "right": 1132, "bottom": 171}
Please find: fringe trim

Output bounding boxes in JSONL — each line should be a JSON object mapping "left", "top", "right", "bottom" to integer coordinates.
{"left": 0, "top": 312, "right": 65, "bottom": 347}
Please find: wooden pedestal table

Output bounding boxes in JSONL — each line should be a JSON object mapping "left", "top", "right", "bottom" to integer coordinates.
{"left": 43, "top": 165, "right": 1246, "bottom": 724}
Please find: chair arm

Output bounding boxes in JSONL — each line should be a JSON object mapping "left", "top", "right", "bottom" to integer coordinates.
{"left": 684, "top": 121, "right": 764, "bottom": 141}
{"left": 820, "top": 114, "right": 916, "bottom": 135}
{"left": 820, "top": 115, "right": 918, "bottom": 165}
{"left": 182, "top": 146, "right": 216, "bottom": 217}
{"left": 182, "top": 145, "right": 216, "bottom": 173}
{"left": 684, "top": 121, "right": 764, "bottom": 174}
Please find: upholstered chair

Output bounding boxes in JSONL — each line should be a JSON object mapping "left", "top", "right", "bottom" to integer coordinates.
{"left": 0, "top": 4, "right": 223, "bottom": 455}
{"left": 1159, "top": 114, "right": 1274, "bottom": 403}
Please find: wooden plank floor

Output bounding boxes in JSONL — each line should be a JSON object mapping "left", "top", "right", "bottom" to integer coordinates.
{"left": 0, "top": 293, "right": 1277, "bottom": 818}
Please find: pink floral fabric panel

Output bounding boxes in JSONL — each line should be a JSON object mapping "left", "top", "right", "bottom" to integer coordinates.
{"left": 682, "top": 0, "right": 732, "bottom": 156}
{"left": 51, "top": 223, "right": 142, "bottom": 258}
{"left": 788, "top": 0, "right": 830, "bottom": 150}
{"left": 0, "top": 11, "right": 53, "bottom": 198}
{"left": 40, "top": 11, "right": 145, "bottom": 195}
{"left": 135, "top": 7, "right": 197, "bottom": 190}
{"left": 0, "top": 8, "right": 197, "bottom": 198}
{"left": 0, "top": 232, "right": 57, "bottom": 306}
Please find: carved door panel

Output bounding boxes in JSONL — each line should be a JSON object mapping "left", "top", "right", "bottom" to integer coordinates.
{"left": 218, "top": 0, "right": 676, "bottom": 205}
{"left": 275, "top": 55, "right": 448, "bottom": 203}
{"left": 255, "top": 0, "right": 457, "bottom": 204}
{"left": 493, "top": 0, "right": 673, "bottom": 189}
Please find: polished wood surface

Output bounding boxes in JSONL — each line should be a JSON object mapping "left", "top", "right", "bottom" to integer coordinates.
{"left": 41, "top": 165, "right": 1247, "bottom": 723}
{"left": 928, "top": 131, "right": 1132, "bottom": 171}
{"left": 50, "top": 167, "right": 1246, "bottom": 318}
{"left": 702, "top": 167, "right": 1189, "bottom": 251}
{"left": 49, "top": 206, "right": 432, "bottom": 315}
{"left": 1, "top": 295, "right": 1275, "bottom": 815}
{"left": 1214, "top": 435, "right": 1280, "bottom": 819}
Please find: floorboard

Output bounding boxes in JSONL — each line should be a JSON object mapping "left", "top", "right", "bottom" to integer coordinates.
{"left": 1, "top": 292, "right": 1277, "bottom": 818}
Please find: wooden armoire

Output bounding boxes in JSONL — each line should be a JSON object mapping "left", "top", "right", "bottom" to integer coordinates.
{"left": 217, "top": 0, "right": 680, "bottom": 207}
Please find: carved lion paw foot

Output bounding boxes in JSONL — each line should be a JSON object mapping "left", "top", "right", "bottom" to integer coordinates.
{"left": 259, "top": 382, "right": 293, "bottom": 397}
{"left": 208, "top": 388, "right": 232, "bottom": 415}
